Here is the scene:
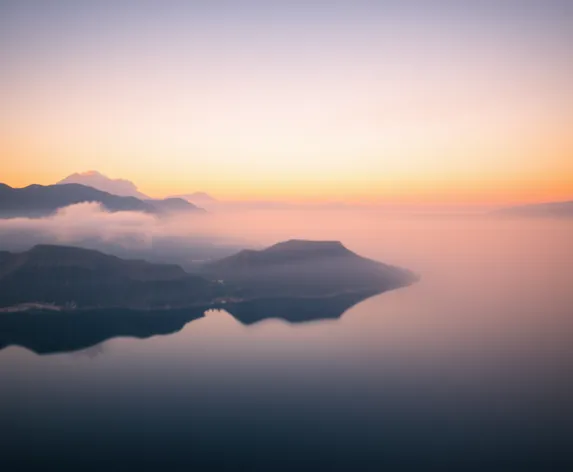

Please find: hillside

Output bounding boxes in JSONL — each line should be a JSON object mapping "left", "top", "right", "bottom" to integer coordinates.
{"left": 0, "top": 245, "right": 219, "bottom": 309}
{"left": 200, "top": 239, "right": 416, "bottom": 297}
{"left": 0, "top": 240, "right": 416, "bottom": 311}
{"left": 0, "top": 183, "right": 200, "bottom": 218}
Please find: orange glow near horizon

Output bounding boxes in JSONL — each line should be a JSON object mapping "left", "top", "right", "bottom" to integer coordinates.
{"left": 1, "top": 2, "right": 572, "bottom": 206}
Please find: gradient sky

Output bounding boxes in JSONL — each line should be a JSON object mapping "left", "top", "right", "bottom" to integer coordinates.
{"left": 1, "top": 0, "right": 572, "bottom": 203}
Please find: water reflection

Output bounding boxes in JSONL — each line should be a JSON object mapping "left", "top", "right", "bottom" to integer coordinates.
{"left": 71, "top": 342, "right": 107, "bottom": 359}
{"left": 0, "top": 290, "right": 383, "bottom": 355}
{"left": 0, "top": 308, "right": 204, "bottom": 355}
{"left": 2, "top": 218, "right": 572, "bottom": 470}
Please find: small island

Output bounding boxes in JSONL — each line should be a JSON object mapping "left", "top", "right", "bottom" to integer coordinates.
{"left": 200, "top": 239, "right": 416, "bottom": 298}
{"left": 0, "top": 240, "right": 416, "bottom": 312}
{"left": 0, "top": 240, "right": 417, "bottom": 354}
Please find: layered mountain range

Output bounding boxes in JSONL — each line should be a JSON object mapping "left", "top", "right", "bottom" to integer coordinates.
{"left": 0, "top": 240, "right": 416, "bottom": 311}
{"left": 0, "top": 244, "right": 220, "bottom": 309}
{"left": 0, "top": 182, "right": 201, "bottom": 218}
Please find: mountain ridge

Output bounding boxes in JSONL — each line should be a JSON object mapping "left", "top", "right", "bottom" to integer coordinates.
{"left": 494, "top": 200, "right": 573, "bottom": 218}
{"left": 0, "top": 240, "right": 416, "bottom": 310}
{"left": 57, "top": 171, "right": 150, "bottom": 199}
{"left": 200, "top": 239, "right": 416, "bottom": 297}
{"left": 0, "top": 183, "right": 201, "bottom": 218}
{"left": 0, "top": 244, "right": 218, "bottom": 309}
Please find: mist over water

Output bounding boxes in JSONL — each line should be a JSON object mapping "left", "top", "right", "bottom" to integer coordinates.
{"left": 2, "top": 0, "right": 571, "bottom": 467}
{"left": 1, "top": 210, "right": 573, "bottom": 469}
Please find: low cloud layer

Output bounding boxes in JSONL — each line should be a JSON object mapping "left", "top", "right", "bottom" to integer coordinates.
{"left": 0, "top": 202, "right": 156, "bottom": 249}
{"left": 0, "top": 201, "right": 485, "bottom": 270}
{"left": 0, "top": 202, "right": 265, "bottom": 268}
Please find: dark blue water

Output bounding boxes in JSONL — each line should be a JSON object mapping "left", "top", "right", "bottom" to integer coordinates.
{"left": 1, "top": 218, "right": 572, "bottom": 470}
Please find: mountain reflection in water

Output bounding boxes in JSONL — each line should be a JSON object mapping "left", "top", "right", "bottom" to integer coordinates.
{"left": 0, "top": 290, "right": 384, "bottom": 355}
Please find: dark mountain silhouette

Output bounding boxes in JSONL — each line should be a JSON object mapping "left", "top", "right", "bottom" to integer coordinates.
{"left": 200, "top": 239, "right": 416, "bottom": 298}
{"left": 57, "top": 170, "right": 150, "bottom": 199}
{"left": 0, "top": 183, "right": 151, "bottom": 217}
{"left": 0, "top": 245, "right": 221, "bottom": 309}
{"left": 494, "top": 200, "right": 573, "bottom": 218}
{"left": 0, "top": 183, "right": 201, "bottom": 218}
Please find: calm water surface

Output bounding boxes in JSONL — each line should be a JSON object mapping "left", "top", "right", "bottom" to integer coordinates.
{"left": 1, "top": 216, "right": 573, "bottom": 470}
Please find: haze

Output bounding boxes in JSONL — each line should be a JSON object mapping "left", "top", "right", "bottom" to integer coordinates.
{"left": 2, "top": 0, "right": 572, "bottom": 205}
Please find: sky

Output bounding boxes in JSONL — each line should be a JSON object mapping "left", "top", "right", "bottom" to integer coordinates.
{"left": 1, "top": 0, "right": 572, "bottom": 204}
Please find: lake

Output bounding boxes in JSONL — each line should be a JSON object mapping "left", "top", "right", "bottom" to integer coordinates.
{"left": 1, "top": 215, "right": 572, "bottom": 470}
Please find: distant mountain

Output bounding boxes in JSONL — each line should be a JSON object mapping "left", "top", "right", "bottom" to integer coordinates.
{"left": 0, "top": 183, "right": 153, "bottom": 217}
{"left": 145, "top": 197, "right": 205, "bottom": 214}
{"left": 200, "top": 239, "right": 416, "bottom": 298}
{"left": 57, "top": 171, "right": 149, "bottom": 199}
{"left": 0, "top": 245, "right": 221, "bottom": 310}
{"left": 0, "top": 183, "right": 201, "bottom": 218}
{"left": 170, "top": 192, "right": 218, "bottom": 207}
{"left": 494, "top": 200, "right": 573, "bottom": 218}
